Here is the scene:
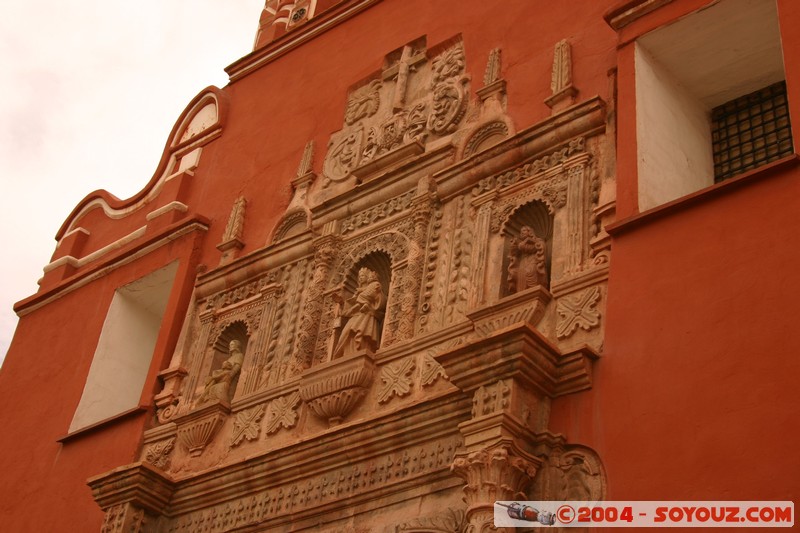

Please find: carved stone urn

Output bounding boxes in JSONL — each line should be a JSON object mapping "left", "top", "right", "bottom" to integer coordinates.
{"left": 298, "top": 352, "right": 375, "bottom": 425}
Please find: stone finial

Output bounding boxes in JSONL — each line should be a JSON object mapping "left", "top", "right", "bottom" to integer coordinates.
{"left": 545, "top": 39, "right": 578, "bottom": 110}
{"left": 217, "top": 196, "right": 247, "bottom": 265}
{"left": 297, "top": 140, "right": 314, "bottom": 178}
{"left": 484, "top": 48, "right": 501, "bottom": 86}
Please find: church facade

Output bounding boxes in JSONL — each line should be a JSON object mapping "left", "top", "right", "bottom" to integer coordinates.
{"left": 1, "top": 0, "right": 798, "bottom": 531}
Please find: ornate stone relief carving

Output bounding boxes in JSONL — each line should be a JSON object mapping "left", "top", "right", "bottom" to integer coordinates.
{"left": 556, "top": 286, "right": 601, "bottom": 338}
{"left": 230, "top": 404, "right": 265, "bottom": 447}
{"left": 144, "top": 438, "right": 176, "bottom": 470}
{"left": 377, "top": 357, "right": 416, "bottom": 403}
{"left": 321, "top": 37, "right": 470, "bottom": 186}
{"left": 264, "top": 391, "right": 301, "bottom": 435}
{"left": 345, "top": 79, "right": 382, "bottom": 125}
{"left": 506, "top": 226, "right": 547, "bottom": 294}
{"left": 323, "top": 129, "right": 364, "bottom": 183}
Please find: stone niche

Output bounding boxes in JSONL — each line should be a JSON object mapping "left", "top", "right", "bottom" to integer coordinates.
{"left": 91, "top": 31, "right": 615, "bottom": 533}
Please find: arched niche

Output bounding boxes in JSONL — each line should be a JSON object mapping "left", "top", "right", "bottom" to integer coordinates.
{"left": 501, "top": 200, "right": 553, "bottom": 297}
{"left": 270, "top": 209, "right": 310, "bottom": 244}
{"left": 205, "top": 320, "right": 249, "bottom": 401}
{"left": 331, "top": 251, "right": 392, "bottom": 359}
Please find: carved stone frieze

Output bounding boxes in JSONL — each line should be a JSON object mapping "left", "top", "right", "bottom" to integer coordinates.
{"left": 230, "top": 404, "right": 265, "bottom": 447}
{"left": 556, "top": 286, "right": 601, "bottom": 338}
{"left": 473, "top": 136, "right": 586, "bottom": 196}
{"left": 164, "top": 435, "right": 462, "bottom": 532}
{"left": 143, "top": 438, "right": 176, "bottom": 470}
{"left": 340, "top": 189, "right": 415, "bottom": 234}
{"left": 377, "top": 357, "right": 416, "bottom": 403}
{"left": 101, "top": 503, "right": 148, "bottom": 533}
{"left": 264, "top": 391, "right": 301, "bottom": 434}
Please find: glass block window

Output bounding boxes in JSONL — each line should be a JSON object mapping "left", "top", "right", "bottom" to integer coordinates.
{"left": 712, "top": 81, "right": 793, "bottom": 182}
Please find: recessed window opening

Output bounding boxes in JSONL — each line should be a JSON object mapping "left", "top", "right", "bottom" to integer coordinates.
{"left": 68, "top": 262, "right": 178, "bottom": 433}
{"left": 635, "top": 0, "right": 789, "bottom": 211}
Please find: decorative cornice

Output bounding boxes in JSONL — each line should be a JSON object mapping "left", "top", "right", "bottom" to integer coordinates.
{"left": 15, "top": 218, "right": 209, "bottom": 316}
{"left": 603, "top": 0, "right": 674, "bottom": 31}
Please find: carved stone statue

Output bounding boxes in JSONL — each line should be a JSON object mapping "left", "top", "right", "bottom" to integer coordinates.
{"left": 333, "top": 268, "right": 384, "bottom": 358}
{"left": 198, "top": 340, "right": 245, "bottom": 404}
{"left": 507, "top": 225, "right": 547, "bottom": 293}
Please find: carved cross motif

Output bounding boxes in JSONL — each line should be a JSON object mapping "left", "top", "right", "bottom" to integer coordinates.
{"left": 265, "top": 392, "right": 301, "bottom": 434}
{"left": 556, "top": 286, "right": 601, "bottom": 338}
{"left": 377, "top": 357, "right": 416, "bottom": 403}
{"left": 230, "top": 404, "right": 266, "bottom": 447}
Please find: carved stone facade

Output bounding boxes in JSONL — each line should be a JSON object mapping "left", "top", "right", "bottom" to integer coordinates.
{"left": 80, "top": 31, "right": 612, "bottom": 531}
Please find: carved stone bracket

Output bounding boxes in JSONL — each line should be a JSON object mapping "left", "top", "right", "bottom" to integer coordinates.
{"left": 174, "top": 401, "right": 230, "bottom": 457}
{"left": 154, "top": 366, "right": 188, "bottom": 424}
{"left": 467, "top": 284, "right": 552, "bottom": 337}
{"left": 298, "top": 352, "right": 375, "bottom": 425}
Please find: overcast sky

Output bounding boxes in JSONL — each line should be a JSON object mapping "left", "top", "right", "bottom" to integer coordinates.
{"left": 0, "top": 1, "right": 265, "bottom": 363}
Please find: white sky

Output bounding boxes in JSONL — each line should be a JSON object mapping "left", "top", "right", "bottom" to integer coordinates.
{"left": 0, "top": 1, "right": 265, "bottom": 364}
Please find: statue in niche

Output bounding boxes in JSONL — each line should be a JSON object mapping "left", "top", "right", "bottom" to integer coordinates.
{"left": 198, "top": 340, "right": 245, "bottom": 404}
{"left": 333, "top": 268, "right": 384, "bottom": 358}
{"left": 507, "top": 225, "right": 547, "bottom": 293}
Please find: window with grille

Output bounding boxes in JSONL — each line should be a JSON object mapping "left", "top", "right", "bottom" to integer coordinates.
{"left": 712, "top": 81, "right": 793, "bottom": 182}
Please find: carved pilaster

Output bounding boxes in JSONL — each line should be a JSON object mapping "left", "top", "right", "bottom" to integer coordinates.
{"left": 451, "top": 440, "right": 541, "bottom": 533}
{"left": 564, "top": 155, "right": 591, "bottom": 274}
{"left": 291, "top": 234, "right": 340, "bottom": 374}
{"left": 469, "top": 193, "right": 496, "bottom": 309}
